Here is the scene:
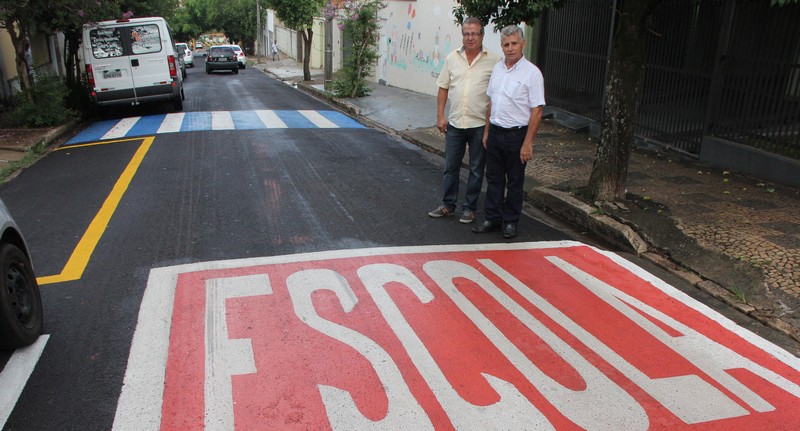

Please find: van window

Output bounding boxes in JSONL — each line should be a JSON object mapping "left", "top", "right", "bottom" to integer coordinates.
{"left": 88, "top": 23, "right": 164, "bottom": 58}
{"left": 129, "top": 24, "right": 162, "bottom": 54}
{"left": 89, "top": 28, "right": 124, "bottom": 58}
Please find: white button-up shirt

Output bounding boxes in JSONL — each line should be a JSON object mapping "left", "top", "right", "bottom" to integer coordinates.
{"left": 487, "top": 56, "right": 545, "bottom": 128}
{"left": 436, "top": 47, "right": 499, "bottom": 129}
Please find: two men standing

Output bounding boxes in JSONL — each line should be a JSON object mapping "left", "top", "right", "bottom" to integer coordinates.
{"left": 429, "top": 21, "right": 545, "bottom": 239}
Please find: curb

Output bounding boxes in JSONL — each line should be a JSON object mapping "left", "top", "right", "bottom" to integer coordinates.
{"left": 529, "top": 187, "right": 800, "bottom": 343}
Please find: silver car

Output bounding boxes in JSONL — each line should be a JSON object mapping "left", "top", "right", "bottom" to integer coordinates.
{"left": 0, "top": 198, "right": 43, "bottom": 350}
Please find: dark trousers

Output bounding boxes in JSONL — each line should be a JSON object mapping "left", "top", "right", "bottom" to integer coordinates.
{"left": 484, "top": 124, "right": 528, "bottom": 224}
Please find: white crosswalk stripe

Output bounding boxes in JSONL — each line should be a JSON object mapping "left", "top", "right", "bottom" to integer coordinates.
{"left": 255, "top": 110, "right": 287, "bottom": 128}
{"left": 158, "top": 113, "right": 185, "bottom": 134}
{"left": 299, "top": 110, "right": 338, "bottom": 128}
{"left": 102, "top": 117, "right": 141, "bottom": 140}
{"left": 211, "top": 111, "right": 235, "bottom": 130}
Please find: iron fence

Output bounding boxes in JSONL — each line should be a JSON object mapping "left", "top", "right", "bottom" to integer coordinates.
{"left": 540, "top": 0, "right": 800, "bottom": 159}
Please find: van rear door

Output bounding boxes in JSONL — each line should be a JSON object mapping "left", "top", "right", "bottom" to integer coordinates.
{"left": 125, "top": 22, "right": 174, "bottom": 95}
{"left": 88, "top": 26, "right": 136, "bottom": 99}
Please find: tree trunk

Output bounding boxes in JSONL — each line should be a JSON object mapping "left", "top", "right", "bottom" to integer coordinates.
{"left": 302, "top": 28, "right": 313, "bottom": 81}
{"left": 64, "top": 30, "right": 81, "bottom": 88}
{"left": 4, "top": 17, "right": 33, "bottom": 103}
{"left": 585, "top": 0, "right": 660, "bottom": 202}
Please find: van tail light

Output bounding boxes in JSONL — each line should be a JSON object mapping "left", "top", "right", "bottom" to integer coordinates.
{"left": 168, "top": 55, "right": 177, "bottom": 77}
{"left": 86, "top": 64, "right": 95, "bottom": 87}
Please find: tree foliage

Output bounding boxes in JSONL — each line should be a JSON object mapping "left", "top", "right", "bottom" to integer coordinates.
{"left": 327, "top": 0, "right": 383, "bottom": 98}
{"left": 266, "top": 0, "right": 325, "bottom": 81}
{"left": 454, "top": 0, "right": 561, "bottom": 30}
{"left": 180, "top": 0, "right": 260, "bottom": 49}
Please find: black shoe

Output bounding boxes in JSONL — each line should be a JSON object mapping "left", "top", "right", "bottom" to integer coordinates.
{"left": 472, "top": 220, "right": 501, "bottom": 233}
{"left": 503, "top": 223, "right": 517, "bottom": 239}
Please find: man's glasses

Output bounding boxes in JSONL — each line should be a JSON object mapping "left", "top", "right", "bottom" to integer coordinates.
{"left": 462, "top": 32, "right": 482, "bottom": 38}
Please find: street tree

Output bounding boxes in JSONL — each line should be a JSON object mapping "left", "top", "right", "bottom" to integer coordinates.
{"left": 182, "top": 0, "right": 258, "bottom": 50}
{"left": 266, "top": 0, "right": 325, "bottom": 81}
{"left": 327, "top": 0, "right": 384, "bottom": 98}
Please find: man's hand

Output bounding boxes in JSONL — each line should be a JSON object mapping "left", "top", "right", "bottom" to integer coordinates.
{"left": 437, "top": 117, "right": 448, "bottom": 134}
{"left": 520, "top": 142, "right": 533, "bottom": 164}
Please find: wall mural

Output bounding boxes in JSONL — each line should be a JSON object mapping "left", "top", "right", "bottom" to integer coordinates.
{"left": 382, "top": 2, "right": 453, "bottom": 84}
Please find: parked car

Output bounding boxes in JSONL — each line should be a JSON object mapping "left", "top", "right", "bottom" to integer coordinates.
{"left": 195, "top": 41, "right": 203, "bottom": 50}
{"left": 176, "top": 42, "right": 194, "bottom": 67}
{"left": 205, "top": 46, "right": 239, "bottom": 74}
{"left": 0, "top": 198, "right": 43, "bottom": 350}
{"left": 82, "top": 16, "right": 184, "bottom": 111}
{"left": 220, "top": 44, "right": 246, "bottom": 69}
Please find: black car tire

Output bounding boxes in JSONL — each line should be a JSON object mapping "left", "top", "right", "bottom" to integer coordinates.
{"left": 234, "top": 68, "right": 239, "bottom": 74}
{"left": 206, "top": 66, "right": 211, "bottom": 74}
{"left": 174, "top": 93, "right": 184, "bottom": 111}
{"left": 0, "top": 243, "right": 43, "bottom": 350}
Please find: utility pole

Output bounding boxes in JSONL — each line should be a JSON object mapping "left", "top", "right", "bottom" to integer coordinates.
{"left": 324, "top": 0, "right": 333, "bottom": 85}
{"left": 256, "top": 0, "right": 261, "bottom": 63}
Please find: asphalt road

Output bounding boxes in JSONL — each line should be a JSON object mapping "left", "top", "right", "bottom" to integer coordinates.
{"left": 0, "top": 55, "right": 569, "bottom": 430}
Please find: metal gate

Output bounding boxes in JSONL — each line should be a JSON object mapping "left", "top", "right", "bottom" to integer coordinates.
{"left": 540, "top": 0, "right": 800, "bottom": 159}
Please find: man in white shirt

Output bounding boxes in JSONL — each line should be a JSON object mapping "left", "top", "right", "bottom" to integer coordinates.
{"left": 428, "top": 18, "right": 499, "bottom": 224}
{"left": 472, "top": 25, "right": 545, "bottom": 239}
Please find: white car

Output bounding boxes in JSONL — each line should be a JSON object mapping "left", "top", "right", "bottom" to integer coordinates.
{"left": 220, "top": 44, "right": 246, "bottom": 69}
{"left": 0, "top": 198, "right": 42, "bottom": 350}
{"left": 176, "top": 42, "right": 194, "bottom": 67}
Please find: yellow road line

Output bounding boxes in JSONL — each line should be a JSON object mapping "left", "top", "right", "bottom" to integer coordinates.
{"left": 37, "top": 137, "right": 155, "bottom": 285}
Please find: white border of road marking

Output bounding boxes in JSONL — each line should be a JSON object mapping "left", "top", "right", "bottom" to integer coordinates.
{"left": 113, "top": 242, "right": 800, "bottom": 430}
{"left": 254, "top": 110, "right": 287, "bottom": 128}
{"left": 299, "top": 110, "right": 338, "bottom": 128}
{"left": 0, "top": 335, "right": 49, "bottom": 428}
{"left": 103, "top": 117, "right": 141, "bottom": 140}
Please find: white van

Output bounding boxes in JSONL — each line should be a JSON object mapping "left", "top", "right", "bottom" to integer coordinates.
{"left": 83, "top": 17, "right": 185, "bottom": 111}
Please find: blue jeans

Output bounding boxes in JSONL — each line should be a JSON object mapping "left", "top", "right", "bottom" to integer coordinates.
{"left": 484, "top": 125, "right": 528, "bottom": 224}
{"left": 440, "top": 124, "right": 486, "bottom": 212}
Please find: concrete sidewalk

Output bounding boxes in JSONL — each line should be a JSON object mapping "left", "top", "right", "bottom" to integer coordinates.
{"left": 256, "top": 59, "right": 800, "bottom": 346}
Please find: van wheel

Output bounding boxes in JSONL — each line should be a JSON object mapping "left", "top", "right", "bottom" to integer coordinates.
{"left": 174, "top": 95, "right": 184, "bottom": 111}
{"left": 182, "top": 69, "right": 187, "bottom": 79}
{"left": 0, "top": 243, "right": 43, "bottom": 350}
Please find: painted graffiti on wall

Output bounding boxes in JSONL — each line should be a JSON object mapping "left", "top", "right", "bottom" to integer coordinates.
{"left": 380, "top": 1, "right": 457, "bottom": 94}
{"left": 385, "top": 3, "right": 451, "bottom": 76}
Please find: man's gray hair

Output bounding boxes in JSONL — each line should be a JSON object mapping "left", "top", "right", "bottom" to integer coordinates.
{"left": 462, "top": 17, "right": 485, "bottom": 33}
{"left": 500, "top": 25, "right": 525, "bottom": 40}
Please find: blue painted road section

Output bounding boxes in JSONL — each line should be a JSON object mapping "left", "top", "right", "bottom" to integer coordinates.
{"left": 65, "top": 110, "right": 366, "bottom": 146}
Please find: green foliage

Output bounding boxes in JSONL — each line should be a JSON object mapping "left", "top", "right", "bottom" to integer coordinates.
{"left": 453, "top": 0, "right": 563, "bottom": 31}
{"left": 328, "top": 0, "right": 383, "bottom": 98}
{"left": 5, "top": 75, "right": 76, "bottom": 128}
{"left": 266, "top": 0, "right": 324, "bottom": 31}
{"left": 182, "top": 0, "right": 259, "bottom": 48}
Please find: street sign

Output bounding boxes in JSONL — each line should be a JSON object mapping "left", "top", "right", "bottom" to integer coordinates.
{"left": 114, "top": 242, "right": 800, "bottom": 430}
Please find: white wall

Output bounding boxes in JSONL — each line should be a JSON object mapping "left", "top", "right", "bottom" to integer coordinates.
{"left": 376, "top": 0, "right": 502, "bottom": 96}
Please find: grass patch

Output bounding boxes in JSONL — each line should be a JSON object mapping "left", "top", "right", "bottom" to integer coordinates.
{"left": 0, "top": 140, "right": 50, "bottom": 183}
